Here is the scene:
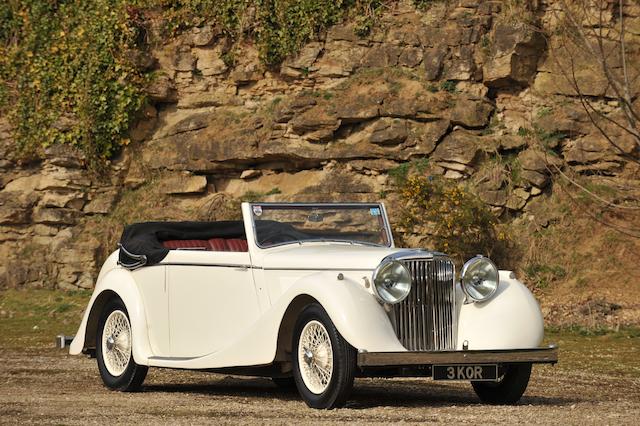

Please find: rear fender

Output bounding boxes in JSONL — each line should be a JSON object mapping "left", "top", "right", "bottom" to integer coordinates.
{"left": 69, "top": 268, "right": 152, "bottom": 364}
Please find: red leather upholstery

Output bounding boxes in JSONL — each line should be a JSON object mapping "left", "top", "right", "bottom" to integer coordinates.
{"left": 163, "top": 238, "right": 248, "bottom": 252}
{"left": 226, "top": 239, "right": 248, "bottom": 252}
{"left": 208, "top": 238, "right": 229, "bottom": 251}
{"left": 162, "top": 240, "right": 210, "bottom": 250}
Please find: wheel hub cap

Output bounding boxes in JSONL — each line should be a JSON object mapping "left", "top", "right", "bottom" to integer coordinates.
{"left": 303, "top": 347, "right": 314, "bottom": 364}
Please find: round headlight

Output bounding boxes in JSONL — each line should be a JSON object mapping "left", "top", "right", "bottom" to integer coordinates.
{"left": 372, "top": 260, "right": 412, "bottom": 304}
{"left": 460, "top": 256, "right": 499, "bottom": 302}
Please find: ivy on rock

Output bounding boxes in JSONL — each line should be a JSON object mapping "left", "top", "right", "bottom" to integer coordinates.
{"left": 0, "top": 0, "right": 387, "bottom": 162}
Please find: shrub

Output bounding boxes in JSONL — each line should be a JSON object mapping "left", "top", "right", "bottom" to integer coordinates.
{"left": 398, "top": 175, "right": 510, "bottom": 264}
{"left": 523, "top": 262, "right": 567, "bottom": 290}
{"left": 439, "top": 80, "right": 457, "bottom": 93}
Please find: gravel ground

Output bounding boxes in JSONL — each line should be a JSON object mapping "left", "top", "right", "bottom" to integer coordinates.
{"left": 1, "top": 348, "right": 639, "bottom": 425}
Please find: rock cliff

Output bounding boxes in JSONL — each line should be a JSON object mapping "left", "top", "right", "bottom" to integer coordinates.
{"left": 1, "top": 0, "right": 639, "bottom": 325}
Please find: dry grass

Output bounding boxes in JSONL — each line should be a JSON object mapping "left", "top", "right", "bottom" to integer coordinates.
{"left": 511, "top": 181, "right": 640, "bottom": 328}
{"left": 0, "top": 289, "right": 91, "bottom": 350}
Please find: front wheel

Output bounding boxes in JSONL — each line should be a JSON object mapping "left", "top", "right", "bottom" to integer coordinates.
{"left": 471, "top": 363, "right": 532, "bottom": 404}
{"left": 96, "top": 298, "right": 148, "bottom": 391}
{"left": 292, "top": 304, "right": 356, "bottom": 409}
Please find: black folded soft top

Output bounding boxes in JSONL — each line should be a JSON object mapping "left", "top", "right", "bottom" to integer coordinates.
{"left": 118, "top": 221, "right": 246, "bottom": 269}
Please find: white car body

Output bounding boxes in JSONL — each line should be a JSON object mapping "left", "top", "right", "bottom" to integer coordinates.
{"left": 70, "top": 202, "right": 547, "bottom": 370}
{"left": 70, "top": 202, "right": 557, "bottom": 408}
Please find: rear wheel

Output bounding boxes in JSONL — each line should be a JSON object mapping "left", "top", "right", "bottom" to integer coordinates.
{"left": 96, "top": 298, "right": 148, "bottom": 391}
{"left": 292, "top": 304, "right": 356, "bottom": 409}
{"left": 471, "top": 363, "right": 532, "bottom": 404}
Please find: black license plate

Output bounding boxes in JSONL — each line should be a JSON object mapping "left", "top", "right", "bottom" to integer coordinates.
{"left": 433, "top": 364, "right": 498, "bottom": 381}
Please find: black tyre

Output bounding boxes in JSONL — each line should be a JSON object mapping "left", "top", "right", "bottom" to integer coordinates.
{"left": 292, "top": 304, "right": 356, "bottom": 409}
{"left": 471, "top": 363, "right": 532, "bottom": 404}
{"left": 96, "top": 298, "right": 148, "bottom": 391}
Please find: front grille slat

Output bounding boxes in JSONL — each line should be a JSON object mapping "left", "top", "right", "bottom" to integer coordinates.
{"left": 393, "top": 257, "right": 455, "bottom": 352}
{"left": 419, "top": 261, "right": 426, "bottom": 351}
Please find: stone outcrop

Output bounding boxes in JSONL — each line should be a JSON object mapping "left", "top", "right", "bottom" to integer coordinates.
{"left": 1, "top": 0, "right": 638, "bottom": 290}
{"left": 432, "top": 130, "right": 485, "bottom": 178}
{"left": 483, "top": 22, "right": 545, "bottom": 88}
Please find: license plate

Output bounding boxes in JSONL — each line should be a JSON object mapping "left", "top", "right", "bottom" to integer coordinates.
{"left": 433, "top": 364, "right": 498, "bottom": 381}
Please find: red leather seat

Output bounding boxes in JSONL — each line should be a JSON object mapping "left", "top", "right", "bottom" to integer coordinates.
{"left": 162, "top": 240, "right": 210, "bottom": 250}
{"left": 226, "top": 239, "right": 248, "bottom": 252}
{"left": 208, "top": 238, "right": 229, "bottom": 251}
{"left": 162, "top": 238, "right": 248, "bottom": 252}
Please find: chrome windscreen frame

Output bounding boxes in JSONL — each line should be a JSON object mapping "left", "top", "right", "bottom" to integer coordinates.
{"left": 248, "top": 202, "right": 395, "bottom": 249}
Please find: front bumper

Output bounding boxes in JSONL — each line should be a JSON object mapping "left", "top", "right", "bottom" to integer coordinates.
{"left": 357, "top": 345, "right": 558, "bottom": 367}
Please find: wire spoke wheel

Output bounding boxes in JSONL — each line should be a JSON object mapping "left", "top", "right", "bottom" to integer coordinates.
{"left": 292, "top": 303, "right": 356, "bottom": 408}
{"left": 298, "top": 320, "right": 334, "bottom": 394}
{"left": 96, "top": 299, "right": 147, "bottom": 391}
{"left": 101, "top": 310, "right": 132, "bottom": 377}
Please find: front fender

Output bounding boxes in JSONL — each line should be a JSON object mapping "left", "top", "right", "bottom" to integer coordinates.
{"left": 456, "top": 271, "right": 544, "bottom": 350}
{"left": 69, "top": 268, "right": 153, "bottom": 365}
{"left": 287, "top": 272, "right": 405, "bottom": 352}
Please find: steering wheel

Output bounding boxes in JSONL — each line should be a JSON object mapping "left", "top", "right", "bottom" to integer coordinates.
{"left": 260, "top": 229, "right": 302, "bottom": 245}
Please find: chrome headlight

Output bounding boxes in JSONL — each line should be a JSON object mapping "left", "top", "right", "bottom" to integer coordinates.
{"left": 460, "top": 256, "right": 499, "bottom": 302}
{"left": 372, "top": 260, "right": 412, "bottom": 304}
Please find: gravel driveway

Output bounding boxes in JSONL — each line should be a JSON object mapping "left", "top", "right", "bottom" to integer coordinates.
{"left": 1, "top": 348, "right": 639, "bottom": 425}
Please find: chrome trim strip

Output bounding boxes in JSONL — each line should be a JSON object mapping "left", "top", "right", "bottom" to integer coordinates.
{"left": 153, "top": 262, "right": 253, "bottom": 269}
{"left": 148, "top": 356, "right": 198, "bottom": 361}
{"left": 143, "top": 263, "right": 374, "bottom": 272}
{"left": 261, "top": 267, "right": 374, "bottom": 272}
{"left": 248, "top": 202, "right": 385, "bottom": 208}
{"left": 381, "top": 249, "right": 446, "bottom": 262}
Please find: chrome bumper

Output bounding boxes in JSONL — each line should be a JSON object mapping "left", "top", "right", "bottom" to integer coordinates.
{"left": 357, "top": 345, "right": 558, "bottom": 367}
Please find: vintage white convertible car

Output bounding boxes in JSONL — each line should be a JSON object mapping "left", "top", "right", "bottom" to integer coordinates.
{"left": 70, "top": 202, "right": 557, "bottom": 408}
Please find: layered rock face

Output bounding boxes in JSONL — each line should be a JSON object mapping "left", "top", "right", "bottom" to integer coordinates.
{"left": 1, "top": 0, "right": 638, "bottom": 290}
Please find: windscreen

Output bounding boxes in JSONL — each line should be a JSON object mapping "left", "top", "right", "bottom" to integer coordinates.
{"left": 251, "top": 204, "right": 392, "bottom": 248}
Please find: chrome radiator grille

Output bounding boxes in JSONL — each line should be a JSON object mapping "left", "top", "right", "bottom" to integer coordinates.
{"left": 392, "top": 257, "right": 456, "bottom": 351}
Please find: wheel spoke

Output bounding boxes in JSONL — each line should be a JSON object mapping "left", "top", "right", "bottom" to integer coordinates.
{"left": 102, "top": 310, "right": 132, "bottom": 376}
{"left": 297, "top": 320, "right": 333, "bottom": 394}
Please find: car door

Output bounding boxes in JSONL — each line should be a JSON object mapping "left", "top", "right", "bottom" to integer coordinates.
{"left": 165, "top": 248, "right": 261, "bottom": 358}
{"left": 133, "top": 265, "right": 170, "bottom": 356}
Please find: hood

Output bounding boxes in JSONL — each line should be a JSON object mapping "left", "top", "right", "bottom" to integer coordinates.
{"left": 260, "top": 243, "right": 406, "bottom": 270}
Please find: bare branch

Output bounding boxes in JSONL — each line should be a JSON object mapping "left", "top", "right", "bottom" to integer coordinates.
{"left": 529, "top": 133, "right": 640, "bottom": 210}
{"left": 549, "top": 1, "right": 640, "bottom": 162}
{"left": 534, "top": 147, "right": 640, "bottom": 236}
{"left": 564, "top": 46, "right": 640, "bottom": 164}
{"left": 551, "top": 170, "right": 640, "bottom": 238}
